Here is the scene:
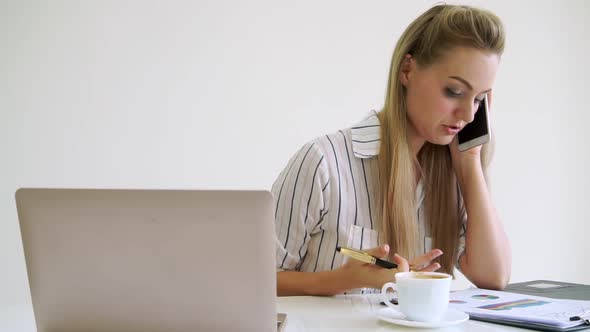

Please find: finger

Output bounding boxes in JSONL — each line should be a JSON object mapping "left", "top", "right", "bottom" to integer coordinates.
{"left": 450, "top": 135, "right": 458, "bottom": 148}
{"left": 363, "top": 244, "right": 390, "bottom": 259}
{"left": 417, "top": 262, "right": 441, "bottom": 272}
{"left": 410, "top": 249, "right": 443, "bottom": 268}
{"left": 486, "top": 91, "right": 493, "bottom": 111}
{"left": 392, "top": 253, "right": 409, "bottom": 272}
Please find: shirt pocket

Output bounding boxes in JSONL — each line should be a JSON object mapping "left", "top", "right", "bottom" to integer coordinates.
{"left": 346, "top": 224, "right": 380, "bottom": 250}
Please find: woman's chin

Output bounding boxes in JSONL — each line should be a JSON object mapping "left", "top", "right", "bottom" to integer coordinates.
{"left": 427, "top": 136, "right": 454, "bottom": 146}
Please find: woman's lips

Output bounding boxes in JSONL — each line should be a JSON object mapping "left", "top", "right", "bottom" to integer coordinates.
{"left": 443, "top": 125, "right": 461, "bottom": 135}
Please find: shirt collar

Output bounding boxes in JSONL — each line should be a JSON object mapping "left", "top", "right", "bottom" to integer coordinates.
{"left": 352, "top": 111, "right": 424, "bottom": 205}
{"left": 351, "top": 111, "right": 424, "bottom": 205}
{"left": 351, "top": 110, "right": 381, "bottom": 159}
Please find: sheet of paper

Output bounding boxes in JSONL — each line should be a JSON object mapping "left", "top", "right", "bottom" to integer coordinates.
{"left": 449, "top": 289, "right": 590, "bottom": 328}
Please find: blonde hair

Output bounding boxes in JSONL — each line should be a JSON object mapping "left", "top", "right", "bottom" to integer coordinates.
{"left": 377, "top": 4, "right": 504, "bottom": 274}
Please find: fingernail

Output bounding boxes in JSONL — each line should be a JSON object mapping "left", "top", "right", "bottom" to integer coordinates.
{"left": 384, "top": 244, "right": 390, "bottom": 252}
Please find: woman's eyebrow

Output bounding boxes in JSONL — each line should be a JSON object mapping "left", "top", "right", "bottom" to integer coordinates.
{"left": 449, "top": 76, "right": 472, "bottom": 90}
{"left": 449, "top": 76, "right": 492, "bottom": 94}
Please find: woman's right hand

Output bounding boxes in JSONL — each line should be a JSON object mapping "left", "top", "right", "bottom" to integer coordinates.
{"left": 335, "top": 244, "right": 409, "bottom": 290}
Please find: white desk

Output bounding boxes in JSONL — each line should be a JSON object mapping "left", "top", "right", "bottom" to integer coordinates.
{"left": 2, "top": 296, "right": 531, "bottom": 332}
{"left": 277, "top": 294, "right": 531, "bottom": 332}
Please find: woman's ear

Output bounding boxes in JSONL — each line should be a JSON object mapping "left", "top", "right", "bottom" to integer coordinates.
{"left": 399, "top": 54, "right": 414, "bottom": 87}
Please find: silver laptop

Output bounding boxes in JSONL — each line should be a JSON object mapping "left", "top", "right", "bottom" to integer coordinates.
{"left": 15, "top": 188, "right": 277, "bottom": 332}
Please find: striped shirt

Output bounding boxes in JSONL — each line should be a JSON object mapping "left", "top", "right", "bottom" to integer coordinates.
{"left": 272, "top": 111, "right": 466, "bottom": 284}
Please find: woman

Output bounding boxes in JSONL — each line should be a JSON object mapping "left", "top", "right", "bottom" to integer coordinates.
{"left": 272, "top": 4, "right": 511, "bottom": 296}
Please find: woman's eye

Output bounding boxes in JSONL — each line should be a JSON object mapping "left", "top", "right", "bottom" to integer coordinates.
{"left": 445, "top": 88, "right": 462, "bottom": 97}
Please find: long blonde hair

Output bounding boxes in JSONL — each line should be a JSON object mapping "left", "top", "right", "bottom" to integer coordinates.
{"left": 377, "top": 4, "right": 504, "bottom": 274}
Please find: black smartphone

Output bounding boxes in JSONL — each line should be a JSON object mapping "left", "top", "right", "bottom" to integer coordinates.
{"left": 457, "top": 95, "right": 491, "bottom": 151}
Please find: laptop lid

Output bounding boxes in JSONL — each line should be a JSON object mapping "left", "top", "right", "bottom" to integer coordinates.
{"left": 16, "top": 188, "right": 277, "bottom": 332}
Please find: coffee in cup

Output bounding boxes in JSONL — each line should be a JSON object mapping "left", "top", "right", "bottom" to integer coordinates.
{"left": 411, "top": 274, "right": 449, "bottom": 279}
{"left": 381, "top": 271, "right": 452, "bottom": 322}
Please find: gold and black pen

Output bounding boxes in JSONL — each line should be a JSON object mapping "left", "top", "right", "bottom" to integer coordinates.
{"left": 336, "top": 246, "right": 398, "bottom": 269}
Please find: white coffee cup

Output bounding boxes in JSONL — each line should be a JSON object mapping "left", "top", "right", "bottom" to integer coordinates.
{"left": 381, "top": 271, "right": 452, "bottom": 322}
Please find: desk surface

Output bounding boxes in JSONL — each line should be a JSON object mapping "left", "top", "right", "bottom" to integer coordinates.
{"left": 2, "top": 295, "right": 531, "bottom": 332}
{"left": 278, "top": 294, "right": 530, "bottom": 332}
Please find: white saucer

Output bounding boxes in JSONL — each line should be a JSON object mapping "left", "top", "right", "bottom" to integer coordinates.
{"left": 377, "top": 307, "right": 469, "bottom": 328}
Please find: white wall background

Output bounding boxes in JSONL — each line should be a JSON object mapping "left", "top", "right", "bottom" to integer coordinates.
{"left": 1, "top": 0, "right": 588, "bottom": 306}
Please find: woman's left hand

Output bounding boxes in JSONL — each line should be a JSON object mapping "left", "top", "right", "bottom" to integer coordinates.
{"left": 409, "top": 249, "right": 443, "bottom": 272}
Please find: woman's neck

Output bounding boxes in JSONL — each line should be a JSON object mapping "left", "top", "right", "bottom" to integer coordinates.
{"left": 406, "top": 123, "right": 426, "bottom": 158}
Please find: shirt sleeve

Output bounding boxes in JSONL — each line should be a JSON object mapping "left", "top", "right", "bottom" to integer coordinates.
{"left": 271, "top": 141, "right": 330, "bottom": 272}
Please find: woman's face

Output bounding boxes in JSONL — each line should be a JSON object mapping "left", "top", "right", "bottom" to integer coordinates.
{"left": 401, "top": 46, "right": 500, "bottom": 148}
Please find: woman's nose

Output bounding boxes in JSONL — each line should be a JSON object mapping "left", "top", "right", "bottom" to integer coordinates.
{"left": 456, "top": 102, "right": 476, "bottom": 124}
